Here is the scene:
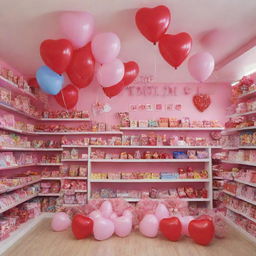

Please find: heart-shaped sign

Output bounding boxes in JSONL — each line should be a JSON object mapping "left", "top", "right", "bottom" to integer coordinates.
{"left": 135, "top": 5, "right": 170, "bottom": 44}
{"left": 158, "top": 33, "right": 192, "bottom": 69}
{"left": 40, "top": 39, "right": 73, "bottom": 74}
{"left": 193, "top": 94, "right": 211, "bottom": 112}
{"left": 188, "top": 219, "right": 215, "bottom": 246}
{"left": 71, "top": 214, "right": 93, "bottom": 240}
{"left": 160, "top": 217, "right": 182, "bottom": 241}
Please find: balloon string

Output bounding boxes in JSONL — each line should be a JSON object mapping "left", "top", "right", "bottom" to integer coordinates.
{"left": 154, "top": 47, "right": 157, "bottom": 81}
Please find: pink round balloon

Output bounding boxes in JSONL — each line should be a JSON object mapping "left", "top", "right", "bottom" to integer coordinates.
{"left": 99, "top": 201, "right": 113, "bottom": 218}
{"left": 92, "top": 32, "right": 121, "bottom": 64}
{"left": 93, "top": 217, "right": 115, "bottom": 241}
{"left": 155, "top": 203, "right": 169, "bottom": 221}
{"left": 188, "top": 52, "right": 215, "bottom": 82}
{"left": 97, "top": 59, "right": 124, "bottom": 87}
{"left": 51, "top": 212, "right": 71, "bottom": 232}
{"left": 88, "top": 210, "right": 102, "bottom": 221}
{"left": 139, "top": 214, "right": 159, "bottom": 238}
{"left": 60, "top": 11, "right": 94, "bottom": 48}
{"left": 114, "top": 216, "right": 132, "bottom": 237}
{"left": 180, "top": 216, "right": 194, "bottom": 236}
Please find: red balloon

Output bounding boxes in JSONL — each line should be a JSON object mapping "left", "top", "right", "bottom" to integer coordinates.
{"left": 158, "top": 33, "right": 192, "bottom": 69}
{"left": 40, "top": 39, "right": 73, "bottom": 74}
{"left": 188, "top": 219, "right": 215, "bottom": 246}
{"left": 67, "top": 43, "right": 95, "bottom": 88}
{"left": 28, "top": 77, "right": 39, "bottom": 88}
{"left": 102, "top": 61, "right": 139, "bottom": 98}
{"left": 160, "top": 217, "right": 182, "bottom": 241}
{"left": 71, "top": 214, "right": 93, "bottom": 240}
{"left": 54, "top": 84, "right": 78, "bottom": 109}
{"left": 135, "top": 5, "right": 170, "bottom": 44}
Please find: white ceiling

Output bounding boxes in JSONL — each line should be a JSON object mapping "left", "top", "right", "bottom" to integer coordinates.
{"left": 0, "top": 0, "right": 255, "bottom": 83}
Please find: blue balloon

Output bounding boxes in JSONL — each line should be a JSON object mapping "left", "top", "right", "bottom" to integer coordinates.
{"left": 36, "top": 66, "right": 64, "bottom": 95}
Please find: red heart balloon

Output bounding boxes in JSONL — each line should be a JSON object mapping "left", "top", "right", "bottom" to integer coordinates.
{"left": 103, "top": 61, "right": 139, "bottom": 98}
{"left": 193, "top": 94, "right": 211, "bottom": 112}
{"left": 54, "top": 84, "right": 78, "bottom": 109}
{"left": 160, "top": 217, "right": 182, "bottom": 241}
{"left": 40, "top": 39, "right": 73, "bottom": 74}
{"left": 158, "top": 33, "right": 192, "bottom": 69}
{"left": 67, "top": 43, "right": 95, "bottom": 88}
{"left": 135, "top": 5, "right": 170, "bottom": 44}
{"left": 28, "top": 77, "right": 39, "bottom": 88}
{"left": 188, "top": 219, "right": 215, "bottom": 246}
{"left": 71, "top": 214, "right": 93, "bottom": 240}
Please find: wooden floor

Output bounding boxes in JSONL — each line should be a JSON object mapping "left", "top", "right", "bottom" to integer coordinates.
{"left": 3, "top": 218, "right": 256, "bottom": 256}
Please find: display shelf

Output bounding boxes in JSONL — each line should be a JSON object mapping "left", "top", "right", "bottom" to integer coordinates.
{"left": 227, "top": 110, "right": 256, "bottom": 119}
{"left": 90, "top": 145, "right": 219, "bottom": 149}
{"left": 223, "top": 126, "right": 256, "bottom": 133}
{"left": 0, "top": 125, "right": 34, "bottom": 135}
{"left": 226, "top": 205, "right": 256, "bottom": 223}
{"left": 38, "top": 193, "right": 61, "bottom": 197}
{"left": 37, "top": 163, "right": 62, "bottom": 166}
{"left": 35, "top": 131, "right": 123, "bottom": 135}
{"left": 62, "top": 190, "right": 87, "bottom": 193}
{"left": 40, "top": 118, "right": 90, "bottom": 122}
{"left": 223, "top": 215, "right": 256, "bottom": 244}
{"left": 234, "top": 179, "right": 256, "bottom": 187}
{"left": 223, "top": 190, "right": 256, "bottom": 206}
{"left": 0, "top": 164, "right": 36, "bottom": 171}
{"left": 0, "top": 178, "right": 41, "bottom": 194}
{"left": 90, "top": 159, "right": 210, "bottom": 163}
{"left": 62, "top": 145, "right": 88, "bottom": 148}
{"left": 61, "top": 159, "right": 88, "bottom": 162}
{"left": 238, "top": 89, "right": 256, "bottom": 100}
{"left": 213, "top": 176, "right": 233, "bottom": 180}
{"left": 74, "top": 190, "right": 87, "bottom": 193}
{"left": 223, "top": 146, "right": 256, "bottom": 150}
{"left": 0, "top": 194, "right": 38, "bottom": 214}
{"left": 41, "top": 177, "right": 62, "bottom": 180}
{"left": 63, "top": 177, "right": 87, "bottom": 180}
{"left": 120, "top": 127, "right": 224, "bottom": 131}
{"left": 222, "top": 160, "right": 256, "bottom": 167}
{"left": 213, "top": 187, "right": 222, "bottom": 190}
{"left": 0, "top": 102, "right": 39, "bottom": 120}
{"left": 0, "top": 147, "right": 63, "bottom": 152}
{"left": 62, "top": 204, "right": 82, "bottom": 207}
{"left": 109, "top": 198, "right": 210, "bottom": 202}
{"left": 90, "top": 179, "right": 210, "bottom": 183}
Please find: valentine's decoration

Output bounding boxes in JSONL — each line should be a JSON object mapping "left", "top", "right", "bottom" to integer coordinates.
{"left": 36, "top": 66, "right": 64, "bottom": 95}
{"left": 139, "top": 214, "right": 159, "bottom": 238}
{"left": 92, "top": 32, "right": 121, "bottom": 64}
{"left": 60, "top": 11, "right": 95, "bottom": 48}
{"left": 114, "top": 215, "right": 133, "bottom": 237}
{"left": 135, "top": 5, "right": 170, "bottom": 44}
{"left": 155, "top": 203, "right": 169, "bottom": 221}
{"left": 99, "top": 200, "right": 113, "bottom": 218}
{"left": 103, "top": 61, "right": 139, "bottom": 98}
{"left": 88, "top": 210, "right": 103, "bottom": 221}
{"left": 28, "top": 77, "right": 39, "bottom": 88}
{"left": 97, "top": 59, "right": 124, "bottom": 87}
{"left": 93, "top": 217, "right": 115, "bottom": 241}
{"left": 71, "top": 214, "right": 93, "bottom": 240}
{"left": 193, "top": 94, "right": 211, "bottom": 112}
{"left": 180, "top": 216, "right": 194, "bottom": 236}
{"left": 40, "top": 39, "right": 73, "bottom": 74}
{"left": 51, "top": 212, "right": 71, "bottom": 232}
{"left": 188, "top": 219, "right": 215, "bottom": 246}
{"left": 66, "top": 43, "right": 95, "bottom": 88}
{"left": 188, "top": 52, "right": 215, "bottom": 82}
{"left": 54, "top": 84, "right": 78, "bottom": 109}
{"left": 158, "top": 33, "right": 192, "bottom": 69}
{"left": 160, "top": 217, "right": 182, "bottom": 241}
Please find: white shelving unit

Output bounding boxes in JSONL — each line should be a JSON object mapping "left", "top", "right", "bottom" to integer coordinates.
{"left": 227, "top": 110, "right": 256, "bottom": 119}
{"left": 226, "top": 205, "right": 256, "bottom": 223}
{"left": 223, "top": 190, "right": 256, "bottom": 206}
{"left": 90, "top": 178, "right": 210, "bottom": 183}
{"left": 40, "top": 118, "right": 90, "bottom": 122}
{"left": 0, "top": 147, "right": 63, "bottom": 151}
{"left": 90, "top": 159, "right": 210, "bottom": 163}
{"left": 61, "top": 159, "right": 88, "bottom": 162}
{"left": 222, "top": 160, "right": 256, "bottom": 167}
{"left": 62, "top": 145, "right": 88, "bottom": 148}
{"left": 234, "top": 179, "right": 256, "bottom": 187}
{"left": 35, "top": 131, "right": 123, "bottom": 135}
{"left": 120, "top": 127, "right": 224, "bottom": 131}
{"left": 91, "top": 145, "right": 221, "bottom": 149}
{"left": 38, "top": 193, "right": 61, "bottom": 197}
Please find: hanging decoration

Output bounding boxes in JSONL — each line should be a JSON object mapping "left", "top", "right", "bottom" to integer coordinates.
{"left": 158, "top": 33, "right": 192, "bottom": 69}
{"left": 135, "top": 5, "right": 170, "bottom": 44}
{"left": 188, "top": 52, "right": 215, "bottom": 82}
{"left": 193, "top": 93, "right": 211, "bottom": 112}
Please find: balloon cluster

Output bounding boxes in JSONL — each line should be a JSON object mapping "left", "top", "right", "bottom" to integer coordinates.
{"left": 135, "top": 5, "right": 215, "bottom": 82}
{"left": 35, "top": 11, "right": 140, "bottom": 109}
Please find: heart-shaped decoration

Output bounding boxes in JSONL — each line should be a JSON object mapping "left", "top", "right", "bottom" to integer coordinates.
{"left": 71, "top": 214, "right": 93, "bottom": 240}
{"left": 158, "top": 33, "right": 192, "bottom": 69}
{"left": 139, "top": 214, "right": 159, "bottom": 238}
{"left": 135, "top": 5, "right": 170, "bottom": 44}
{"left": 40, "top": 39, "right": 73, "bottom": 74}
{"left": 188, "top": 219, "right": 215, "bottom": 246}
{"left": 193, "top": 94, "right": 211, "bottom": 112}
{"left": 160, "top": 217, "right": 182, "bottom": 241}
{"left": 93, "top": 217, "right": 115, "bottom": 241}
{"left": 114, "top": 215, "right": 133, "bottom": 237}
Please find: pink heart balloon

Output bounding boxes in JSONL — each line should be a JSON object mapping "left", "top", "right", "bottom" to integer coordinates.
{"left": 123, "top": 209, "right": 133, "bottom": 219}
{"left": 139, "top": 214, "right": 159, "bottom": 238}
{"left": 88, "top": 210, "right": 102, "bottom": 221}
{"left": 60, "top": 11, "right": 95, "bottom": 49}
{"left": 110, "top": 212, "right": 118, "bottom": 221}
{"left": 100, "top": 201, "right": 113, "bottom": 218}
{"left": 155, "top": 203, "right": 169, "bottom": 221}
{"left": 51, "top": 212, "right": 71, "bottom": 232}
{"left": 180, "top": 216, "right": 195, "bottom": 236}
{"left": 114, "top": 215, "right": 133, "bottom": 237}
{"left": 93, "top": 217, "right": 115, "bottom": 241}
